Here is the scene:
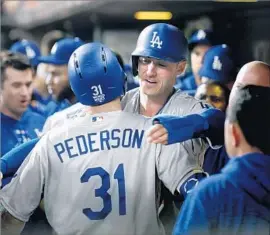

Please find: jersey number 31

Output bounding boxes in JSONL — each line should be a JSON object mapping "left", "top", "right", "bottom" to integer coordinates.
{"left": 80, "top": 164, "right": 126, "bottom": 220}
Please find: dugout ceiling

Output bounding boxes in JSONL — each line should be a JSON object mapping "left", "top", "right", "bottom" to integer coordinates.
{"left": 2, "top": 0, "right": 270, "bottom": 30}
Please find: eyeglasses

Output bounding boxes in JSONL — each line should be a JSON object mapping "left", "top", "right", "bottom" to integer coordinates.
{"left": 138, "top": 56, "right": 170, "bottom": 68}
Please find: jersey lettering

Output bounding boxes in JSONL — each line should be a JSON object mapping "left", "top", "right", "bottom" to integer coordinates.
{"left": 54, "top": 129, "right": 145, "bottom": 163}
{"left": 81, "top": 164, "right": 126, "bottom": 220}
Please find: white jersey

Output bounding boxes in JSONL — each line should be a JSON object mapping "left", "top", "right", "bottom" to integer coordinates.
{"left": 0, "top": 111, "right": 198, "bottom": 235}
{"left": 42, "top": 102, "right": 86, "bottom": 133}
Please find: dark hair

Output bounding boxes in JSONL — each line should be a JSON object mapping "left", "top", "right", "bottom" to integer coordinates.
{"left": 1, "top": 52, "right": 33, "bottom": 84}
{"left": 227, "top": 85, "right": 270, "bottom": 155}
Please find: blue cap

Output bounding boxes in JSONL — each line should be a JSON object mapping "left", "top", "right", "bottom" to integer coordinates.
{"left": 38, "top": 37, "right": 84, "bottom": 65}
{"left": 188, "top": 29, "right": 214, "bottom": 51}
{"left": 10, "top": 39, "right": 41, "bottom": 66}
{"left": 198, "top": 44, "right": 233, "bottom": 84}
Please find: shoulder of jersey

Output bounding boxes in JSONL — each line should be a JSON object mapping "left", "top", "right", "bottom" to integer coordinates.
{"left": 50, "top": 103, "right": 86, "bottom": 120}
{"left": 121, "top": 87, "right": 139, "bottom": 102}
{"left": 171, "top": 89, "right": 199, "bottom": 103}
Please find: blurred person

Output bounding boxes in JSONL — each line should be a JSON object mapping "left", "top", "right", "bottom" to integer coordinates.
{"left": 40, "top": 30, "right": 71, "bottom": 55}
{"left": 194, "top": 81, "right": 230, "bottom": 175}
{"left": 32, "top": 62, "right": 51, "bottom": 105}
{"left": 10, "top": 39, "right": 40, "bottom": 69}
{"left": 38, "top": 37, "right": 84, "bottom": 116}
{"left": 198, "top": 44, "right": 235, "bottom": 90}
{"left": 0, "top": 42, "right": 205, "bottom": 235}
{"left": 10, "top": 39, "right": 52, "bottom": 115}
{"left": 0, "top": 52, "right": 45, "bottom": 157}
{"left": 175, "top": 29, "right": 215, "bottom": 94}
{"left": 173, "top": 84, "right": 270, "bottom": 235}
{"left": 195, "top": 80, "right": 230, "bottom": 112}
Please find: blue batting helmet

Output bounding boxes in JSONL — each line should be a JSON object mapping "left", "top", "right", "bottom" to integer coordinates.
{"left": 68, "top": 42, "right": 126, "bottom": 106}
{"left": 10, "top": 39, "right": 41, "bottom": 66}
{"left": 199, "top": 44, "right": 234, "bottom": 84}
{"left": 39, "top": 37, "right": 84, "bottom": 65}
{"left": 131, "top": 23, "right": 188, "bottom": 76}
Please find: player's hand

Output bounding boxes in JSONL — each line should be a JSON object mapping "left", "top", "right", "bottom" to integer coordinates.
{"left": 146, "top": 123, "right": 168, "bottom": 145}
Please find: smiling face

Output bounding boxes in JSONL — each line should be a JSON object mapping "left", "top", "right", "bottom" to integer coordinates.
{"left": 137, "top": 56, "right": 186, "bottom": 99}
{"left": 1, "top": 66, "right": 33, "bottom": 119}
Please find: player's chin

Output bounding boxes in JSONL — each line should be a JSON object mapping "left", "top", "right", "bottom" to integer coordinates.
{"left": 141, "top": 87, "right": 161, "bottom": 97}
{"left": 16, "top": 107, "right": 27, "bottom": 116}
{"left": 141, "top": 83, "right": 162, "bottom": 95}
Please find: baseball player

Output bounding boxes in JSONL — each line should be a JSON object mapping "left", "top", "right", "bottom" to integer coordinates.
{"left": 0, "top": 42, "right": 204, "bottom": 235}
{"left": 38, "top": 37, "right": 84, "bottom": 117}
{"left": 10, "top": 39, "right": 52, "bottom": 116}
{"left": 0, "top": 52, "right": 45, "bottom": 157}
{"left": 175, "top": 29, "right": 215, "bottom": 95}
{"left": 173, "top": 83, "right": 270, "bottom": 235}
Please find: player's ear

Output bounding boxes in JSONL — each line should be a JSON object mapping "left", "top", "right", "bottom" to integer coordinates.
{"left": 176, "top": 60, "right": 187, "bottom": 76}
{"left": 230, "top": 123, "right": 241, "bottom": 147}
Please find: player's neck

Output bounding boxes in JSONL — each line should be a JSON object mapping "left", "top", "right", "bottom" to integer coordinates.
{"left": 86, "top": 98, "right": 122, "bottom": 115}
{"left": 0, "top": 103, "right": 22, "bottom": 120}
{"left": 234, "top": 144, "right": 263, "bottom": 158}
{"left": 139, "top": 90, "right": 172, "bottom": 117}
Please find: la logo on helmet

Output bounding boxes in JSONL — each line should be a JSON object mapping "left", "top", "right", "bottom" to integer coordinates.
{"left": 150, "top": 32, "right": 163, "bottom": 49}
{"left": 26, "top": 46, "right": 36, "bottom": 59}
{"left": 212, "top": 56, "right": 222, "bottom": 71}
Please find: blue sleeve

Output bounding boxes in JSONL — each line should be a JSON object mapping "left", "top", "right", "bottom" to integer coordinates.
{"left": 152, "top": 108, "right": 225, "bottom": 146}
{"left": 203, "top": 146, "right": 229, "bottom": 175}
{"left": 199, "top": 108, "right": 225, "bottom": 146}
{"left": 173, "top": 186, "right": 212, "bottom": 235}
{"left": 1, "top": 138, "right": 39, "bottom": 175}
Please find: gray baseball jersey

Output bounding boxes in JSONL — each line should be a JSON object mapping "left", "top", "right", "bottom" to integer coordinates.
{"left": 121, "top": 88, "right": 209, "bottom": 168}
{"left": 42, "top": 102, "right": 86, "bottom": 133}
{"left": 0, "top": 111, "right": 199, "bottom": 235}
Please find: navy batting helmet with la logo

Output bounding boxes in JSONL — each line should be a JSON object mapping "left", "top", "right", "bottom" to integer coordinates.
{"left": 131, "top": 23, "right": 188, "bottom": 76}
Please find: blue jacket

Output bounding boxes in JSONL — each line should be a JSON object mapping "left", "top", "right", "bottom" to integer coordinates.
{"left": 175, "top": 74, "right": 197, "bottom": 95}
{"left": 29, "top": 90, "right": 53, "bottom": 117}
{"left": 173, "top": 152, "right": 270, "bottom": 235}
{"left": 1, "top": 109, "right": 45, "bottom": 157}
{"left": 203, "top": 146, "right": 229, "bottom": 175}
{"left": 32, "top": 89, "right": 52, "bottom": 106}
{"left": 45, "top": 99, "right": 71, "bottom": 117}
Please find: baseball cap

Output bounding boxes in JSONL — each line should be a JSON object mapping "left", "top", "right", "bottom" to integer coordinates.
{"left": 198, "top": 44, "right": 233, "bottom": 84}
{"left": 188, "top": 29, "right": 214, "bottom": 51}
{"left": 10, "top": 39, "right": 41, "bottom": 66}
{"left": 38, "top": 37, "right": 84, "bottom": 65}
